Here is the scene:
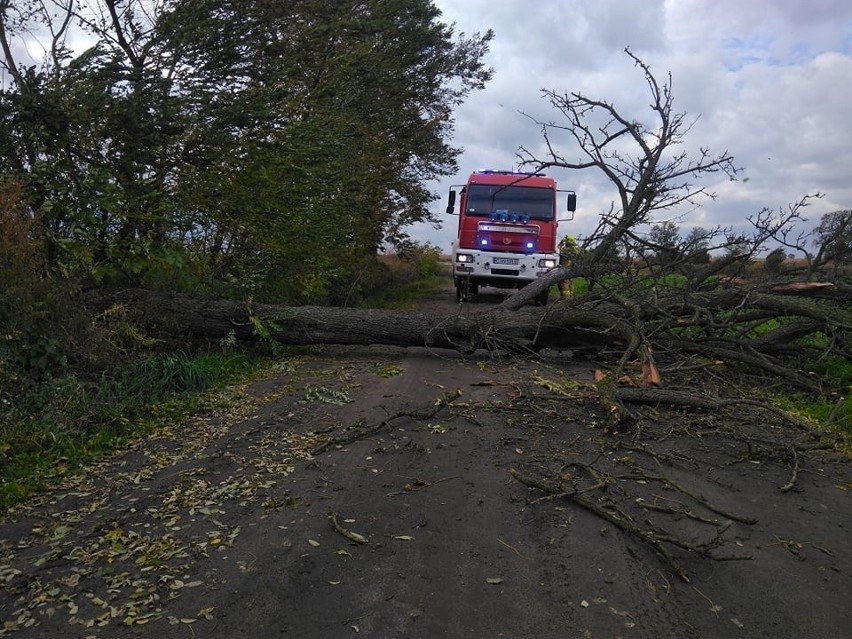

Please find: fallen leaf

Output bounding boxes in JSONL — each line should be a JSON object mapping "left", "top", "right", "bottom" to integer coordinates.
{"left": 336, "top": 549, "right": 351, "bottom": 556}
{"left": 486, "top": 577, "right": 503, "bottom": 584}
{"left": 641, "top": 359, "right": 661, "bottom": 386}
{"left": 197, "top": 606, "right": 215, "bottom": 620}
{"left": 393, "top": 535, "right": 414, "bottom": 541}
{"left": 308, "top": 539, "right": 320, "bottom": 547}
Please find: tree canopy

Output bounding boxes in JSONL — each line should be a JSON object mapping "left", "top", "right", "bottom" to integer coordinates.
{"left": 0, "top": 0, "right": 493, "bottom": 302}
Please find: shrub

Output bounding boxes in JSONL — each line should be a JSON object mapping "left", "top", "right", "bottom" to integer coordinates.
{"left": 0, "top": 181, "right": 75, "bottom": 398}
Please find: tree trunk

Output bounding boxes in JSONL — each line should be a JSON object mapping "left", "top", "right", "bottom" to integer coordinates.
{"left": 87, "top": 288, "right": 615, "bottom": 353}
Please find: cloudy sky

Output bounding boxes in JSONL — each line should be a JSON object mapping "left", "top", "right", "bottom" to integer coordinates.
{"left": 411, "top": 0, "right": 852, "bottom": 252}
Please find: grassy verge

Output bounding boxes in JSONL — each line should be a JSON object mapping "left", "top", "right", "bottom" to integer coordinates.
{"left": 359, "top": 245, "right": 451, "bottom": 309}
{"left": 0, "top": 349, "right": 271, "bottom": 510}
{"left": 774, "top": 393, "right": 852, "bottom": 435}
{"left": 363, "top": 271, "right": 451, "bottom": 309}
{"left": 790, "top": 353, "right": 852, "bottom": 435}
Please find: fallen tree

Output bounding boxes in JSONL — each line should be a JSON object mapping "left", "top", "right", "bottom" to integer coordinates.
{"left": 85, "top": 50, "right": 850, "bottom": 430}
{"left": 87, "top": 275, "right": 850, "bottom": 428}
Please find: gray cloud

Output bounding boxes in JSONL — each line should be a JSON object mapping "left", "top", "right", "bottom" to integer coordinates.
{"left": 413, "top": 0, "right": 852, "bottom": 250}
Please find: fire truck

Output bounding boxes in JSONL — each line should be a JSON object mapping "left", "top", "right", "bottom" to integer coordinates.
{"left": 446, "top": 170, "right": 576, "bottom": 305}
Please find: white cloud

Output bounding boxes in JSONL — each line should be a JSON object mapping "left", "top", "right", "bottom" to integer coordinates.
{"left": 412, "top": 0, "right": 852, "bottom": 250}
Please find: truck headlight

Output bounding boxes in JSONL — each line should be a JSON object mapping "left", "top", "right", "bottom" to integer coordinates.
{"left": 456, "top": 253, "right": 473, "bottom": 263}
{"left": 538, "top": 258, "right": 557, "bottom": 269}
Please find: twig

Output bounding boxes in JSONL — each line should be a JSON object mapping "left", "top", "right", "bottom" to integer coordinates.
{"left": 779, "top": 445, "right": 800, "bottom": 493}
{"left": 508, "top": 467, "right": 570, "bottom": 495}
{"left": 386, "top": 475, "right": 460, "bottom": 497}
{"left": 825, "top": 395, "right": 845, "bottom": 428}
{"left": 509, "top": 468, "right": 691, "bottom": 582}
{"left": 641, "top": 502, "right": 720, "bottom": 526}
{"left": 328, "top": 511, "right": 369, "bottom": 545}
{"left": 497, "top": 537, "right": 527, "bottom": 559}
{"left": 628, "top": 472, "right": 758, "bottom": 525}
{"left": 614, "top": 388, "right": 821, "bottom": 438}
{"left": 313, "top": 390, "right": 460, "bottom": 454}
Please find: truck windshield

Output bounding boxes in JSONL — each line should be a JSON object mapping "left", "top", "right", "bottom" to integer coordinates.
{"left": 465, "top": 184, "right": 554, "bottom": 220}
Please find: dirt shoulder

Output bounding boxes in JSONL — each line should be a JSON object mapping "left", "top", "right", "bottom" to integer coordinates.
{"left": 1, "top": 291, "right": 850, "bottom": 638}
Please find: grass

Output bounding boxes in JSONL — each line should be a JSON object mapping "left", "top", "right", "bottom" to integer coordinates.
{"left": 0, "top": 349, "right": 271, "bottom": 510}
{"left": 800, "top": 353, "right": 852, "bottom": 434}
{"left": 363, "top": 272, "right": 450, "bottom": 309}
{"left": 774, "top": 392, "right": 852, "bottom": 435}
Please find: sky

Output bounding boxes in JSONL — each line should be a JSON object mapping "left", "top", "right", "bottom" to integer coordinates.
{"left": 410, "top": 0, "right": 852, "bottom": 253}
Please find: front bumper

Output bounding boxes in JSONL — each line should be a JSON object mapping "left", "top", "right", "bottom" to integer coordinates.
{"left": 452, "top": 248, "right": 557, "bottom": 287}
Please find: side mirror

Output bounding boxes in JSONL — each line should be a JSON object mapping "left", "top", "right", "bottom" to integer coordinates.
{"left": 446, "top": 190, "right": 456, "bottom": 215}
{"left": 566, "top": 192, "right": 577, "bottom": 212}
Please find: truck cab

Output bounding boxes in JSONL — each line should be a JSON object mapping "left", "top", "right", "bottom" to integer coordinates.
{"left": 446, "top": 170, "right": 576, "bottom": 305}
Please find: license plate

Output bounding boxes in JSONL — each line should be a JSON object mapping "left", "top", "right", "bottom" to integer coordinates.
{"left": 493, "top": 257, "right": 519, "bottom": 265}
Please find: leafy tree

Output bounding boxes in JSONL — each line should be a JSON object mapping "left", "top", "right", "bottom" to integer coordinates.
{"left": 764, "top": 246, "right": 786, "bottom": 275}
{"left": 0, "top": 0, "right": 493, "bottom": 302}
{"left": 680, "top": 226, "right": 712, "bottom": 269}
{"left": 813, "top": 210, "right": 852, "bottom": 278}
{"left": 161, "top": 0, "right": 493, "bottom": 301}
{"left": 648, "top": 220, "right": 681, "bottom": 268}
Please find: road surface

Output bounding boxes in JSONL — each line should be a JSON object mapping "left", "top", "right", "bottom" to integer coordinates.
{"left": 1, "top": 287, "right": 849, "bottom": 638}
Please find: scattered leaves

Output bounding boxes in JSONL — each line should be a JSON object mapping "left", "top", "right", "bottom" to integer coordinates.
{"left": 303, "top": 386, "right": 352, "bottom": 405}
{"left": 375, "top": 363, "right": 404, "bottom": 378}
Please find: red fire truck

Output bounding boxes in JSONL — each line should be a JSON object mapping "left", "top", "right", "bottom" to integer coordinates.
{"left": 446, "top": 170, "right": 576, "bottom": 305}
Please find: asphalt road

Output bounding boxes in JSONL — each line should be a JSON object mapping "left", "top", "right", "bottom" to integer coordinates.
{"left": 1, "top": 286, "right": 850, "bottom": 638}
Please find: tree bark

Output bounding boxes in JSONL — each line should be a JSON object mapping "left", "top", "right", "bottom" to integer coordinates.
{"left": 87, "top": 288, "right": 616, "bottom": 352}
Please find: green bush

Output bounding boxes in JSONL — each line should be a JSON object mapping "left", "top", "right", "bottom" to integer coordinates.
{"left": 0, "top": 181, "right": 77, "bottom": 399}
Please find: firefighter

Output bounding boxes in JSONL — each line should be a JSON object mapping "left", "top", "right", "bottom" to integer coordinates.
{"left": 557, "top": 235, "right": 579, "bottom": 299}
